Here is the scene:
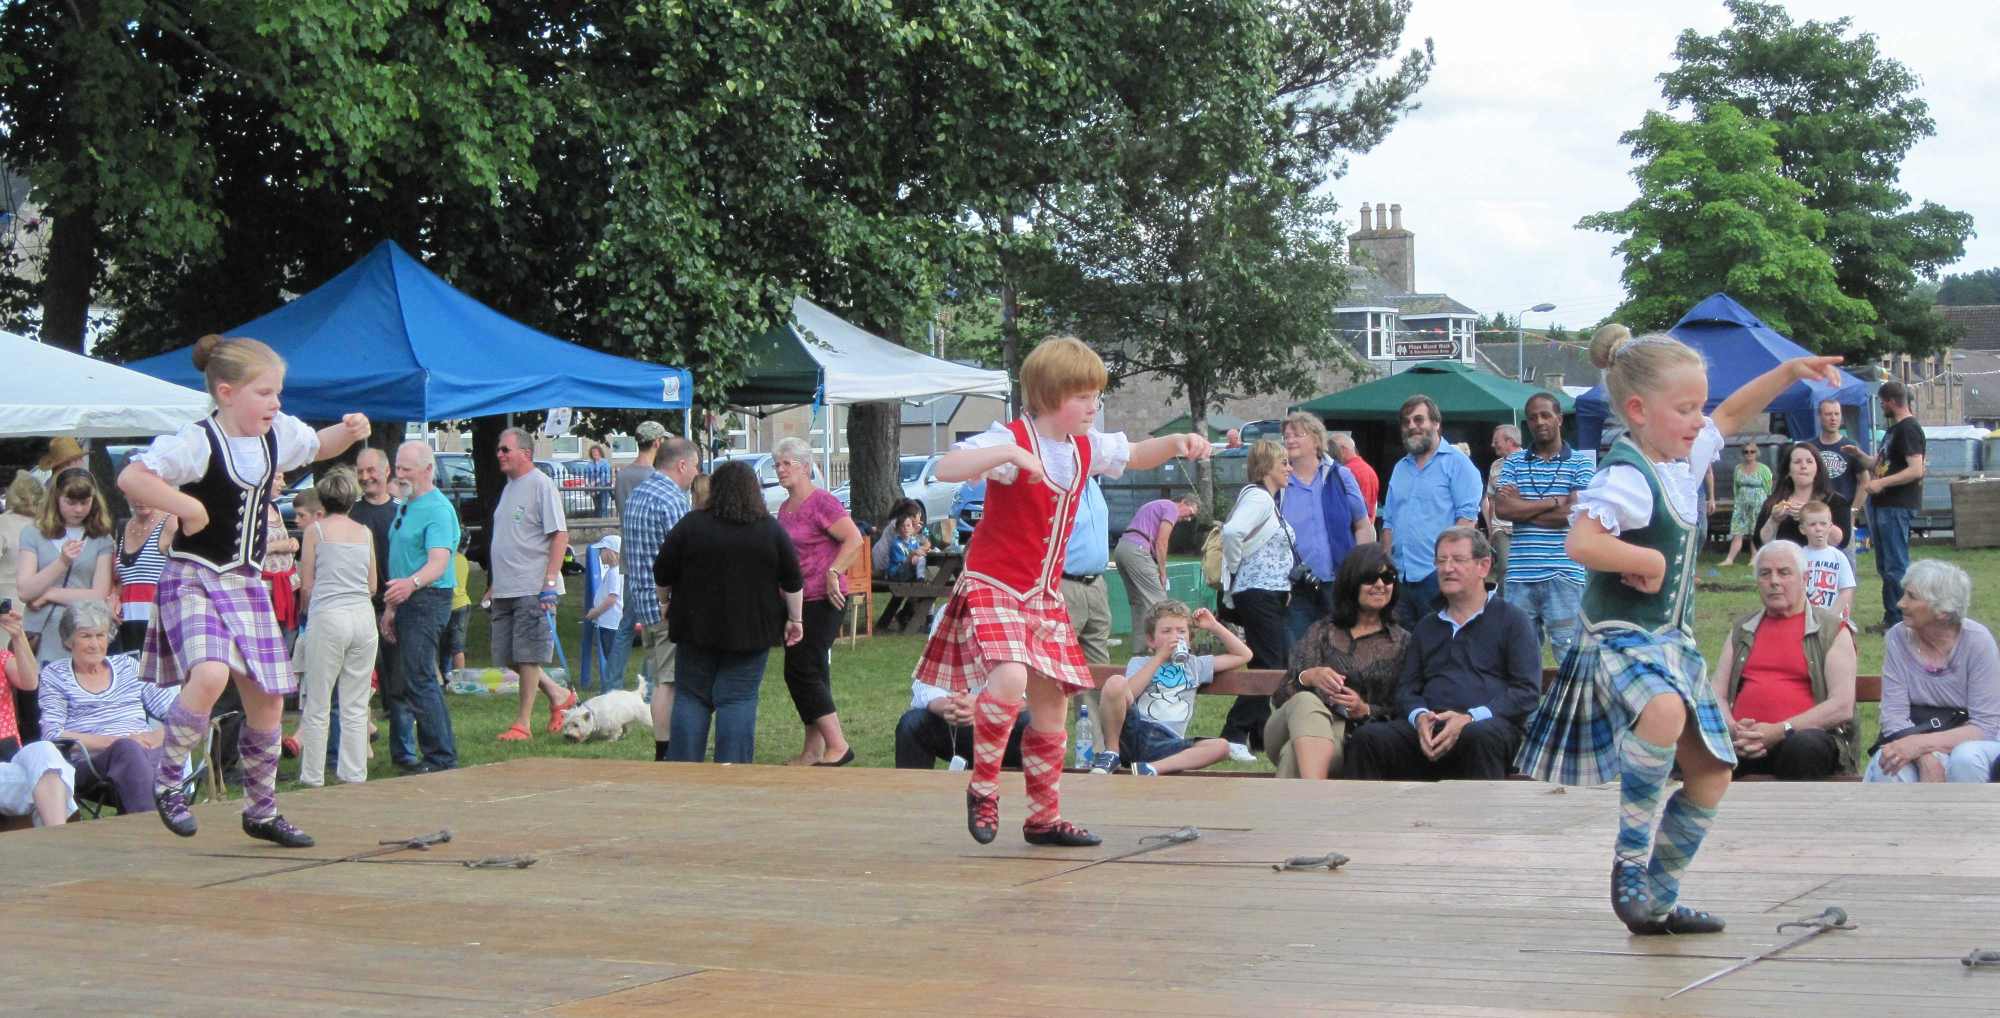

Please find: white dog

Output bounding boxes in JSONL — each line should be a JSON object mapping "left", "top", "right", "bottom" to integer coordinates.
{"left": 559, "top": 690, "right": 650, "bottom": 743}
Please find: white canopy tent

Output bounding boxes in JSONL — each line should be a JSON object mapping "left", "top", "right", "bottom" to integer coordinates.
{"left": 0, "top": 330, "right": 211, "bottom": 437}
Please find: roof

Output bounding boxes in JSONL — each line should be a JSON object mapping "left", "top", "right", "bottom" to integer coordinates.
{"left": 1390, "top": 293, "right": 1477, "bottom": 317}
{"left": 1940, "top": 305, "right": 2000, "bottom": 351}
{"left": 1477, "top": 340, "right": 1600, "bottom": 386}
{"left": 1338, "top": 267, "right": 1403, "bottom": 306}
{"left": 1291, "top": 360, "right": 1574, "bottom": 424}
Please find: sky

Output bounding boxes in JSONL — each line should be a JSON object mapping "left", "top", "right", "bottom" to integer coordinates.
{"left": 1331, "top": 0, "right": 2000, "bottom": 333}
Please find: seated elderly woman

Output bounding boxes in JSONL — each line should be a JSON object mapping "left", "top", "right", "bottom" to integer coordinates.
{"left": 1264, "top": 543, "right": 1409, "bottom": 779}
{"left": 0, "top": 602, "right": 74, "bottom": 827}
{"left": 1864, "top": 560, "right": 2000, "bottom": 783}
{"left": 38, "top": 601, "right": 177, "bottom": 812}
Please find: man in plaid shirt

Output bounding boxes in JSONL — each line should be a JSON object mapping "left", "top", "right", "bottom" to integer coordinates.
{"left": 612, "top": 437, "right": 697, "bottom": 760}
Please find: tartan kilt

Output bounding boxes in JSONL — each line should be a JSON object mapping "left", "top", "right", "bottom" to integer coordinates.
{"left": 141, "top": 559, "right": 298, "bottom": 696}
{"left": 1514, "top": 625, "right": 1735, "bottom": 785}
{"left": 913, "top": 577, "right": 1092, "bottom": 694}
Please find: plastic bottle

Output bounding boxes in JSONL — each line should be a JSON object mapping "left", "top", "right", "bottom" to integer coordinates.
{"left": 1074, "top": 702, "right": 1095, "bottom": 769}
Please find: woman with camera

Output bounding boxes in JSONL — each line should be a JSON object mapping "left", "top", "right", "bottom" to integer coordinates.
{"left": 1216, "top": 439, "right": 1299, "bottom": 760}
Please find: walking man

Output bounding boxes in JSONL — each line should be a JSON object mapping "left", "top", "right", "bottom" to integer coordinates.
{"left": 1490, "top": 392, "right": 1594, "bottom": 663}
{"left": 490, "top": 427, "right": 578, "bottom": 740}
{"left": 1862, "top": 381, "right": 1925, "bottom": 633}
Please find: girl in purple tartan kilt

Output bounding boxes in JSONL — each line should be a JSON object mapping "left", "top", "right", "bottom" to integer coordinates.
{"left": 1514, "top": 324, "right": 1845, "bottom": 935}
{"left": 118, "top": 334, "right": 370, "bottom": 847}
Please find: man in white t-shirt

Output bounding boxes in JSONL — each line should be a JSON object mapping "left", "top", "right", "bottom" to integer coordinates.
{"left": 1089, "top": 600, "right": 1251, "bottom": 775}
{"left": 490, "top": 427, "right": 575, "bottom": 739}
{"left": 1799, "top": 502, "right": 1855, "bottom": 620}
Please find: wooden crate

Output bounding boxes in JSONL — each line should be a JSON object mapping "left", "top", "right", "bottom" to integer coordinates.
{"left": 1952, "top": 477, "right": 2000, "bottom": 548}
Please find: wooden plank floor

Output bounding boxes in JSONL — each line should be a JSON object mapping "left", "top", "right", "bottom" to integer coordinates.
{"left": 3, "top": 760, "right": 1996, "bottom": 1016}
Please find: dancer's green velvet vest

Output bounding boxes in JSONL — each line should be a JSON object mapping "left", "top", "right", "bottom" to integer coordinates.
{"left": 1580, "top": 437, "right": 1701, "bottom": 637}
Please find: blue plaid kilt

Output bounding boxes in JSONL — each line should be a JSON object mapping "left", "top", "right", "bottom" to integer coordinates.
{"left": 1514, "top": 625, "right": 1735, "bottom": 785}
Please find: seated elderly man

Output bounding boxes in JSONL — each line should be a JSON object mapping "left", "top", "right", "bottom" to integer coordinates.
{"left": 1344, "top": 527, "right": 1542, "bottom": 780}
{"left": 1, "top": 602, "right": 74, "bottom": 827}
{"left": 894, "top": 678, "right": 1031, "bottom": 770}
{"left": 1711, "top": 540, "right": 1859, "bottom": 780}
{"left": 39, "top": 602, "right": 176, "bottom": 813}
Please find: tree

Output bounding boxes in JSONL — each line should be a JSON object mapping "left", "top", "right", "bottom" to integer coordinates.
{"left": 1580, "top": 104, "right": 1874, "bottom": 345}
{"left": 1028, "top": 0, "right": 1432, "bottom": 509}
{"left": 1658, "top": 0, "right": 1973, "bottom": 357}
{"left": 1938, "top": 269, "right": 2000, "bottom": 307}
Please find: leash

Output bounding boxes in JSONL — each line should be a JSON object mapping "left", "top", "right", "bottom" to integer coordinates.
{"left": 1015, "top": 825, "right": 1201, "bottom": 886}
{"left": 197, "top": 829, "right": 453, "bottom": 888}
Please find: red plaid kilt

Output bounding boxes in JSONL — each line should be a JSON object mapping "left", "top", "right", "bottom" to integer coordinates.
{"left": 913, "top": 577, "right": 1092, "bottom": 693}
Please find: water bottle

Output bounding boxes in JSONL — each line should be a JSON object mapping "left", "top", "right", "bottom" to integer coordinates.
{"left": 1074, "top": 703, "right": 1095, "bottom": 769}
{"left": 1172, "top": 638, "right": 1191, "bottom": 666}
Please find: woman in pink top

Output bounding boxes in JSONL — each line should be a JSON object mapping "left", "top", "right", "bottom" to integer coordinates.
{"left": 773, "top": 438, "right": 865, "bottom": 766}
{"left": 1112, "top": 495, "right": 1198, "bottom": 645}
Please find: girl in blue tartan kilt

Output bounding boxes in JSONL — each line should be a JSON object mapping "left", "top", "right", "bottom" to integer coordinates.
{"left": 1515, "top": 325, "right": 1844, "bottom": 935}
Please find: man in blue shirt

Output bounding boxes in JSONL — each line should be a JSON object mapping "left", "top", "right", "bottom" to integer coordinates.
{"left": 1491, "top": 392, "right": 1595, "bottom": 663}
{"left": 1061, "top": 478, "right": 1112, "bottom": 748}
{"left": 1379, "top": 395, "right": 1483, "bottom": 631}
{"left": 381, "top": 441, "right": 463, "bottom": 774}
{"left": 615, "top": 437, "right": 697, "bottom": 761}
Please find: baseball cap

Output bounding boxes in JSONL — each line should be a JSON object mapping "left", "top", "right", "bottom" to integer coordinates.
{"left": 595, "top": 535, "right": 622, "bottom": 554}
{"left": 635, "top": 421, "right": 668, "bottom": 442}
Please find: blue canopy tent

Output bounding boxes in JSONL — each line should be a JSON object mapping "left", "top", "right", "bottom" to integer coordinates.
{"left": 129, "top": 240, "right": 693, "bottom": 421}
{"left": 1575, "top": 293, "right": 1872, "bottom": 452}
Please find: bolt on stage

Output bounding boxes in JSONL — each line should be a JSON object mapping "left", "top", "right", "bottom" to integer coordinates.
{"left": 3, "top": 760, "right": 1995, "bottom": 1016}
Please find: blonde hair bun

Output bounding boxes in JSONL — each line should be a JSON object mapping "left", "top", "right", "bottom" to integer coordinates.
{"left": 1588, "top": 324, "right": 1633, "bottom": 370}
{"left": 191, "top": 333, "right": 226, "bottom": 372}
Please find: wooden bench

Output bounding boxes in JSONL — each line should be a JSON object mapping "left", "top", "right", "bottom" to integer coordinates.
{"left": 1084, "top": 664, "right": 1884, "bottom": 780}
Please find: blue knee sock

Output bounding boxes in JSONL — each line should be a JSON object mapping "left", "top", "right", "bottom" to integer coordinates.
{"left": 1646, "top": 789, "right": 1717, "bottom": 916}
{"left": 1616, "top": 731, "right": 1676, "bottom": 864}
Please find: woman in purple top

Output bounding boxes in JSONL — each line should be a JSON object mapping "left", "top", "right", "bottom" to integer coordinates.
{"left": 773, "top": 438, "right": 865, "bottom": 766}
{"left": 1863, "top": 559, "right": 2000, "bottom": 783}
{"left": 1112, "top": 495, "right": 1198, "bottom": 645}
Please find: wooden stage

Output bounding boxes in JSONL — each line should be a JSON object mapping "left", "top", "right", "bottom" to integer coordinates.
{"left": 4, "top": 760, "right": 1996, "bottom": 1016}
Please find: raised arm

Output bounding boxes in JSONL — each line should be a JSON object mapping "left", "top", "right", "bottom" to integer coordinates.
{"left": 312, "top": 415, "right": 372, "bottom": 464}
{"left": 1712, "top": 356, "right": 1844, "bottom": 438}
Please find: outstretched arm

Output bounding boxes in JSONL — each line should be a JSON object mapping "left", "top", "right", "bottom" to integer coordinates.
{"left": 313, "top": 414, "right": 371, "bottom": 463}
{"left": 1128, "top": 433, "right": 1211, "bottom": 472}
{"left": 1712, "top": 356, "right": 1844, "bottom": 437}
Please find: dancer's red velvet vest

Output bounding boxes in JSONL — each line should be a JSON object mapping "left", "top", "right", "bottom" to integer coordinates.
{"left": 960, "top": 419, "right": 1092, "bottom": 600}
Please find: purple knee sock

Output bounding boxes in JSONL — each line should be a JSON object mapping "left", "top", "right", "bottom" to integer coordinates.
{"left": 155, "top": 700, "right": 211, "bottom": 795}
{"left": 238, "top": 724, "right": 282, "bottom": 820}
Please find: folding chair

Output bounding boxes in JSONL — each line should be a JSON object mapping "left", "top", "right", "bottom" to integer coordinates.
{"left": 843, "top": 536, "right": 875, "bottom": 647}
{"left": 57, "top": 709, "right": 241, "bottom": 820}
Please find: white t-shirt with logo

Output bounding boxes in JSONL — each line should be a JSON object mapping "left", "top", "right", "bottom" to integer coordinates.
{"left": 1802, "top": 544, "right": 1855, "bottom": 613}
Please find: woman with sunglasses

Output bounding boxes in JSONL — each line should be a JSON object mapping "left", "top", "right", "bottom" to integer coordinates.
{"left": 15, "top": 467, "right": 115, "bottom": 658}
{"left": 1263, "top": 543, "right": 1408, "bottom": 778}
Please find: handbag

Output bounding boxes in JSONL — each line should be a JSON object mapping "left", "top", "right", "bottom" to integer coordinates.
{"left": 1868, "top": 702, "right": 1972, "bottom": 756}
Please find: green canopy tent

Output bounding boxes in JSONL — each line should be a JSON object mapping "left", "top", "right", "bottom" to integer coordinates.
{"left": 1150, "top": 411, "right": 1246, "bottom": 442}
{"left": 1291, "top": 360, "right": 1578, "bottom": 480}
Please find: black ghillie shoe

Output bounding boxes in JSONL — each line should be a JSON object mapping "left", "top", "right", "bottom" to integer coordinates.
{"left": 1611, "top": 859, "right": 1655, "bottom": 928}
{"left": 1626, "top": 905, "right": 1727, "bottom": 936}
{"left": 242, "top": 813, "right": 316, "bottom": 849}
{"left": 155, "top": 788, "right": 198, "bottom": 838}
{"left": 1022, "top": 819, "right": 1101, "bottom": 847}
{"left": 967, "top": 788, "right": 999, "bottom": 845}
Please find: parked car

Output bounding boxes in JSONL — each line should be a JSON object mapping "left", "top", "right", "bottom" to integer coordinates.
{"left": 831, "top": 454, "right": 962, "bottom": 524}
{"left": 951, "top": 478, "right": 985, "bottom": 542}
{"left": 1915, "top": 425, "right": 1987, "bottom": 536}
{"left": 711, "top": 452, "right": 824, "bottom": 513}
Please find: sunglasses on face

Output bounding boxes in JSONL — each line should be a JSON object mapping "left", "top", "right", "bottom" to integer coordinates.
{"left": 1363, "top": 570, "right": 1398, "bottom": 585}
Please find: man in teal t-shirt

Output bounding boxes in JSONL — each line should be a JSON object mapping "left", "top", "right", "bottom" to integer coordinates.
{"left": 382, "top": 441, "right": 462, "bottom": 773}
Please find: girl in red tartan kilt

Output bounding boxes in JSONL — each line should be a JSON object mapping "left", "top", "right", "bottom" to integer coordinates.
{"left": 917, "top": 336, "right": 1211, "bottom": 847}
{"left": 118, "top": 334, "right": 370, "bottom": 848}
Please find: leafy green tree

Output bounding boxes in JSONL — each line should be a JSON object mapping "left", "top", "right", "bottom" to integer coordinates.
{"left": 1581, "top": 104, "right": 1874, "bottom": 346}
{"left": 1657, "top": 0, "right": 1972, "bottom": 357}
{"left": 1938, "top": 269, "right": 2000, "bottom": 307}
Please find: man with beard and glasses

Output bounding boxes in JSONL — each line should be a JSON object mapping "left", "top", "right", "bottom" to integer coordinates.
{"left": 1379, "top": 395, "right": 1481, "bottom": 631}
{"left": 1490, "top": 392, "right": 1594, "bottom": 664}
{"left": 379, "top": 441, "right": 460, "bottom": 773}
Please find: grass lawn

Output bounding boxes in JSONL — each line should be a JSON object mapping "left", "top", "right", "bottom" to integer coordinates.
{"left": 267, "top": 540, "right": 2000, "bottom": 788}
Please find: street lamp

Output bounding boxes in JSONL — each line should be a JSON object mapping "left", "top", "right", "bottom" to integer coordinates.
{"left": 1517, "top": 302, "right": 1557, "bottom": 383}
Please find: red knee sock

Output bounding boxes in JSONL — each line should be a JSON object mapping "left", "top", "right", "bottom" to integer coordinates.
{"left": 1021, "top": 726, "right": 1067, "bottom": 829}
{"left": 968, "top": 691, "right": 1023, "bottom": 799}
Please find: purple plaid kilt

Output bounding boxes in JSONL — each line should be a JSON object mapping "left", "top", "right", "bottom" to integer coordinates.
{"left": 1514, "top": 624, "right": 1734, "bottom": 786}
{"left": 141, "top": 558, "right": 297, "bottom": 695}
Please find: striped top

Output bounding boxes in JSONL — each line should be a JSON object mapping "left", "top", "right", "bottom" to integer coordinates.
{"left": 116, "top": 519, "right": 170, "bottom": 622}
{"left": 1495, "top": 445, "right": 1594, "bottom": 584}
{"left": 38, "top": 654, "right": 177, "bottom": 738}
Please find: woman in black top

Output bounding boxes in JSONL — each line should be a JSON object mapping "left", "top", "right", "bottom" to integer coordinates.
{"left": 1265, "top": 543, "right": 1409, "bottom": 779}
{"left": 1756, "top": 442, "right": 1852, "bottom": 549}
{"left": 654, "top": 461, "right": 804, "bottom": 763}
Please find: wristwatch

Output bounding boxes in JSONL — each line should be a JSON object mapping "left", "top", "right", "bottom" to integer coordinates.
{"left": 1781, "top": 721, "right": 1795, "bottom": 738}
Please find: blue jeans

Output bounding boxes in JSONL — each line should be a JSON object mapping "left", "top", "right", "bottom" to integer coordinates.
{"left": 603, "top": 612, "right": 642, "bottom": 694}
{"left": 667, "top": 646, "right": 770, "bottom": 764}
{"left": 391, "top": 587, "right": 458, "bottom": 771}
{"left": 1505, "top": 575, "right": 1584, "bottom": 665}
{"left": 577, "top": 623, "right": 625, "bottom": 694}
{"left": 1872, "top": 505, "right": 1913, "bottom": 625}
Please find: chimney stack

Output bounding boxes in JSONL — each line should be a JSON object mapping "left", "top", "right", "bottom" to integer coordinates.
{"left": 1359, "top": 203, "right": 1373, "bottom": 233}
{"left": 1348, "top": 199, "right": 1417, "bottom": 294}
{"left": 1390, "top": 203, "right": 1403, "bottom": 232}
{"left": 1375, "top": 202, "right": 1388, "bottom": 229}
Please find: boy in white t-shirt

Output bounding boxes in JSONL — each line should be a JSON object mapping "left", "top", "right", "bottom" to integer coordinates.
{"left": 1798, "top": 501, "right": 1854, "bottom": 620}
{"left": 581, "top": 536, "right": 625, "bottom": 694}
{"left": 1091, "top": 600, "right": 1251, "bottom": 775}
